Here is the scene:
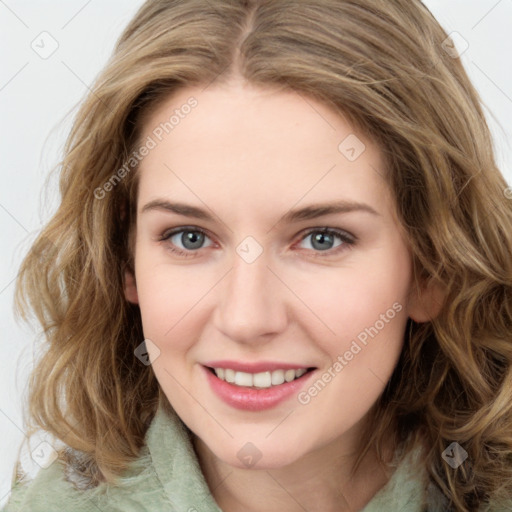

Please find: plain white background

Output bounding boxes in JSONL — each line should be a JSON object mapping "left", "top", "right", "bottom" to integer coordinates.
{"left": 1, "top": 0, "right": 511, "bottom": 506}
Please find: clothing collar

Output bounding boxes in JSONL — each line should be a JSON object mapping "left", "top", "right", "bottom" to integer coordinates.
{"left": 147, "top": 403, "right": 223, "bottom": 511}
{"left": 147, "top": 403, "right": 436, "bottom": 511}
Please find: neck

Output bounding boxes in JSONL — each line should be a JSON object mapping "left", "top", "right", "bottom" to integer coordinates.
{"left": 193, "top": 430, "right": 395, "bottom": 512}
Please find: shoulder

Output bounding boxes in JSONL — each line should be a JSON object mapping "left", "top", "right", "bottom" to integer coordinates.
{"left": 366, "top": 442, "right": 512, "bottom": 512}
{"left": 1, "top": 445, "right": 169, "bottom": 512}
{"left": 1, "top": 404, "right": 219, "bottom": 512}
{"left": 2, "top": 459, "right": 99, "bottom": 512}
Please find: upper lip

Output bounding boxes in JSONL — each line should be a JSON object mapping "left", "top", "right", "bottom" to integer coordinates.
{"left": 203, "top": 360, "right": 315, "bottom": 373}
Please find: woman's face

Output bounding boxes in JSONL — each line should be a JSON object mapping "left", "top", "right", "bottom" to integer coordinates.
{"left": 126, "top": 78, "right": 429, "bottom": 469}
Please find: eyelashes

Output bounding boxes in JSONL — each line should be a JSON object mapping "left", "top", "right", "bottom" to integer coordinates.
{"left": 158, "top": 226, "right": 356, "bottom": 259}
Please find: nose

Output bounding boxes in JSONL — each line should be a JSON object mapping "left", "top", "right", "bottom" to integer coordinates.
{"left": 212, "top": 250, "right": 288, "bottom": 345}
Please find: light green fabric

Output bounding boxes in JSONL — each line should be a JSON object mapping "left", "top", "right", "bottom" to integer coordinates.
{"left": 0, "top": 405, "right": 507, "bottom": 511}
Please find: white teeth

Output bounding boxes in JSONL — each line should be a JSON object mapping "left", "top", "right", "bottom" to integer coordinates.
{"left": 213, "top": 367, "right": 309, "bottom": 388}
{"left": 284, "top": 369, "right": 296, "bottom": 382}
{"left": 253, "top": 371, "right": 272, "bottom": 388}
{"left": 271, "top": 369, "right": 285, "bottom": 385}
{"left": 234, "top": 371, "right": 253, "bottom": 387}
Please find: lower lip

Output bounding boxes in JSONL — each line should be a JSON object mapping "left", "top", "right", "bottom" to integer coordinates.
{"left": 202, "top": 365, "right": 315, "bottom": 411}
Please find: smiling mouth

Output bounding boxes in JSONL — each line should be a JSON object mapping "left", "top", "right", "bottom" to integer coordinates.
{"left": 206, "top": 366, "right": 316, "bottom": 389}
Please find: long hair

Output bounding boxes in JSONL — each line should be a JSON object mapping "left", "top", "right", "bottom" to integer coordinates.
{"left": 13, "top": 1, "right": 512, "bottom": 510}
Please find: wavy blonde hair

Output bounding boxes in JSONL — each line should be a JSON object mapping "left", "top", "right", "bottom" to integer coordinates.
{"left": 12, "top": 0, "right": 512, "bottom": 510}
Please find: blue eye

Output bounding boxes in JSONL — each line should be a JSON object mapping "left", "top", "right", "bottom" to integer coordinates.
{"left": 160, "top": 227, "right": 213, "bottom": 258}
{"left": 297, "top": 228, "right": 354, "bottom": 256}
{"left": 159, "top": 226, "right": 355, "bottom": 258}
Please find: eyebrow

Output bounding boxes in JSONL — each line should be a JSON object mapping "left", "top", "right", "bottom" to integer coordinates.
{"left": 140, "top": 199, "right": 380, "bottom": 223}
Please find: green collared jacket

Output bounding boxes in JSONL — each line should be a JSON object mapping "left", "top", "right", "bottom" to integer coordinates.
{"left": 1, "top": 405, "right": 509, "bottom": 511}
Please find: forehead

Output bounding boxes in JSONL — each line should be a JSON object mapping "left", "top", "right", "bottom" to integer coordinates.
{"left": 136, "top": 81, "right": 393, "bottom": 222}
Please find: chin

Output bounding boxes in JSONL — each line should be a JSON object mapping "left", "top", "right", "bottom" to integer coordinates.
{"left": 210, "top": 439, "right": 305, "bottom": 471}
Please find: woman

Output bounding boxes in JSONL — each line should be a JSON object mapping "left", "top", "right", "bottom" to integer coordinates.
{"left": 4, "top": 1, "right": 512, "bottom": 510}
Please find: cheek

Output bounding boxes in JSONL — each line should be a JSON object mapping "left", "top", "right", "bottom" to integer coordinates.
{"left": 291, "top": 247, "right": 412, "bottom": 348}
{"left": 133, "top": 254, "right": 211, "bottom": 348}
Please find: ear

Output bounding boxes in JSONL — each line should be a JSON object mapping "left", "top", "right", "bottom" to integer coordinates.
{"left": 407, "top": 276, "right": 445, "bottom": 323}
{"left": 124, "top": 267, "right": 139, "bottom": 304}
